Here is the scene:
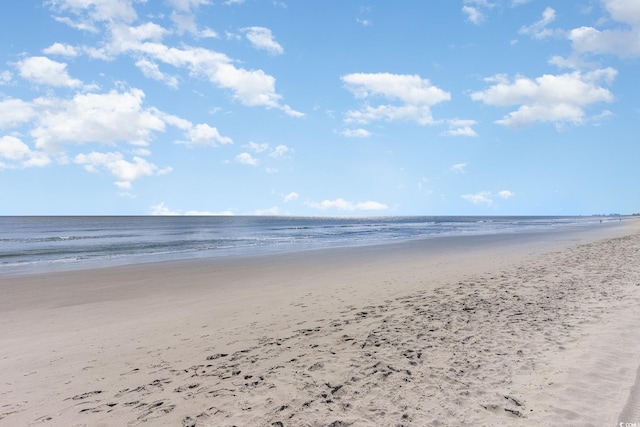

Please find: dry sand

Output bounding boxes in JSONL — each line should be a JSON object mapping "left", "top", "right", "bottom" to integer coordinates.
{"left": 1, "top": 220, "right": 640, "bottom": 426}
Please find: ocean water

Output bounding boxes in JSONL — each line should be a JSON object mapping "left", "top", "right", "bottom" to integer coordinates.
{"left": 0, "top": 215, "right": 618, "bottom": 276}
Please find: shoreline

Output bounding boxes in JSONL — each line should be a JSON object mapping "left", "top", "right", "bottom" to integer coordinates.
{"left": 1, "top": 219, "right": 639, "bottom": 426}
{"left": 0, "top": 216, "right": 629, "bottom": 278}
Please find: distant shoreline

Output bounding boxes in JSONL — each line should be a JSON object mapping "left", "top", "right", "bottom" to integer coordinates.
{"left": 0, "top": 215, "right": 630, "bottom": 277}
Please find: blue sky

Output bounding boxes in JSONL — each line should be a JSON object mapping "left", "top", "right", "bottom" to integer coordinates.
{"left": 0, "top": 0, "right": 638, "bottom": 216}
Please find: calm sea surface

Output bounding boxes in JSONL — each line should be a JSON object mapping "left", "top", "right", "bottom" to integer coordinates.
{"left": 0, "top": 216, "right": 619, "bottom": 276}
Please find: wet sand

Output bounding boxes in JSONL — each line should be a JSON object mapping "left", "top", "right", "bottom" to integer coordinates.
{"left": 1, "top": 220, "right": 639, "bottom": 426}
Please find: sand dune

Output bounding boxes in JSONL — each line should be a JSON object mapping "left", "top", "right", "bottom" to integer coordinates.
{"left": 1, "top": 221, "right": 639, "bottom": 426}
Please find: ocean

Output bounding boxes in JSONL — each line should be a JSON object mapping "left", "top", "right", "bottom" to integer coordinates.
{"left": 0, "top": 215, "right": 619, "bottom": 276}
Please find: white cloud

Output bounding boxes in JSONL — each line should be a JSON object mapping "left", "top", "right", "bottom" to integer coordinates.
{"left": 342, "top": 73, "right": 450, "bottom": 126}
{"left": 0, "top": 98, "right": 35, "bottom": 128}
{"left": 185, "top": 209, "right": 234, "bottom": 216}
{"left": 16, "top": 56, "right": 83, "bottom": 88}
{"left": 119, "top": 41, "right": 302, "bottom": 116}
{"left": 0, "top": 70, "right": 12, "bottom": 85}
{"left": 566, "top": 0, "right": 640, "bottom": 58}
{"left": 342, "top": 128, "right": 372, "bottom": 138}
{"left": 167, "top": 0, "right": 211, "bottom": 13}
{"left": 547, "top": 54, "right": 592, "bottom": 70}
{"left": 30, "top": 89, "right": 166, "bottom": 150}
{"left": 150, "top": 202, "right": 180, "bottom": 215}
{"left": 42, "top": 43, "right": 79, "bottom": 57}
{"left": 305, "top": 198, "right": 388, "bottom": 212}
{"left": 242, "top": 142, "right": 291, "bottom": 159}
{"left": 461, "top": 191, "right": 494, "bottom": 206}
{"left": 181, "top": 123, "right": 233, "bottom": 147}
{"left": 107, "top": 22, "right": 168, "bottom": 55}
{"left": 198, "top": 28, "right": 218, "bottom": 38}
{"left": 170, "top": 12, "right": 198, "bottom": 35}
{"left": 247, "top": 141, "right": 270, "bottom": 153}
{"left": 255, "top": 206, "right": 280, "bottom": 215}
{"left": 450, "top": 163, "right": 468, "bottom": 174}
{"left": 47, "top": 3, "right": 301, "bottom": 116}
{"left": 236, "top": 152, "right": 259, "bottom": 166}
{"left": 519, "top": 7, "right": 558, "bottom": 39}
{"left": 49, "top": 0, "right": 138, "bottom": 26}
{"left": 462, "top": 0, "right": 496, "bottom": 24}
{"left": 441, "top": 119, "right": 478, "bottom": 137}
{"left": 150, "top": 201, "right": 233, "bottom": 215}
{"left": 75, "top": 151, "right": 171, "bottom": 189}
{"left": 604, "top": 0, "right": 640, "bottom": 27}
{"left": 284, "top": 192, "right": 299, "bottom": 202}
{"left": 470, "top": 69, "right": 616, "bottom": 128}
{"left": 461, "top": 190, "right": 515, "bottom": 206}
{"left": 269, "top": 144, "right": 290, "bottom": 158}
{"left": 135, "top": 59, "right": 179, "bottom": 88}
{"left": 0, "top": 135, "right": 51, "bottom": 169}
{"left": 569, "top": 26, "right": 640, "bottom": 58}
{"left": 242, "top": 27, "right": 284, "bottom": 55}
{"left": 462, "top": 6, "right": 484, "bottom": 25}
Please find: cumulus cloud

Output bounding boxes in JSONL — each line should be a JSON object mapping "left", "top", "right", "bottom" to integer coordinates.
{"left": 47, "top": 2, "right": 301, "bottom": 117}
{"left": 16, "top": 56, "right": 83, "bottom": 88}
{"left": 567, "top": 0, "right": 640, "bottom": 58}
{"left": 30, "top": 89, "right": 166, "bottom": 150}
{"left": 605, "top": 0, "right": 640, "bottom": 26}
{"left": 450, "top": 163, "right": 468, "bottom": 174}
{"left": 255, "top": 206, "right": 280, "bottom": 215}
{"left": 150, "top": 201, "right": 233, "bottom": 216}
{"left": 462, "top": 0, "right": 496, "bottom": 24}
{"left": 269, "top": 144, "right": 290, "bottom": 158}
{"left": 0, "top": 98, "right": 35, "bottom": 128}
{"left": 0, "top": 70, "right": 12, "bottom": 85}
{"left": 342, "top": 73, "right": 450, "bottom": 126}
{"left": 498, "top": 190, "right": 515, "bottom": 199}
{"left": 3, "top": 88, "right": 232, "bottom": 152}
{"left": 461, "top": 190, "right": 515, "bottom": 206}
{"left": 135, "top": 59, "right": 179, "bottom": 88}
{"left": 181, "top": 123, "right": 233, "bottom": 147}
{"left": 470, "top": 69, "right": 616, "bottom": 128}
{"left": 51, "top": 0, "right": 138, "bottom": 24}
{"left": 150, "top": 202, "right": 180, "bottom": 215}
{"left": 305, "top": 198, "right": 388, "bottom": 212}
{"left": 570, "top": 26, "right": 640, "bottom": 58}
{"left": 246, "top": 141, "right": 270, "bottom": 153}
{"left": 519, "top": 7, "right": 558, "bottom": 39}
{"left": 0, "top": 135, "right": 51, "bottom": 169}
{"left": 461, "top": 191, "right": 493, "bottom": 206}
{"left": 167, "top": 0, "right": 212, "bottom": 12}
{"left": 43, "top": 43, "right": 79, "bottom": 57}
{"left": 167, "top": 0, "right": 214, "bottom": 35}
{"left": 441, "top": 119, "right": 478, "bottom": 137}
{"left": 148, "top": 44, "right": 300, "bottom": 116}
{"left": 75, "top": 151, "right": 172, "bottom": 189}
{"left": 242, "top": 27, "right": 284, "bottom": 55}
{"left": 462, "top": 6, "right": 484, "bottom": 25}
{"left": 342, "top": 128, "right": 372, "bottom": 138}
{"left": 242, "top": 142, "right": 291, "bottom": 159}
{"left": 284, "top": 192, "right": 299, "bottom": 202}
{"left": 236, "top": 152, "right": 259, "bottom": 166}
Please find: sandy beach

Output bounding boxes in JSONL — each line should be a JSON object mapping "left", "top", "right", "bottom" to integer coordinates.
{"left": 1, "top": 220, "right": 640, "bottom": 427}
